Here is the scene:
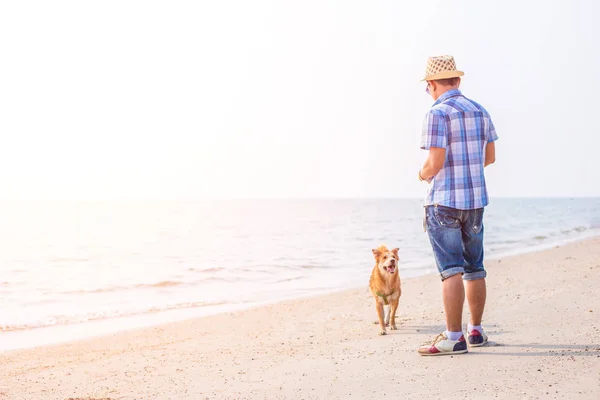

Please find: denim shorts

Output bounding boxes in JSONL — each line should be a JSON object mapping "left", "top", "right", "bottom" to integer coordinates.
{"left": 425, "top": 205, "right": 487, "bottom": 281}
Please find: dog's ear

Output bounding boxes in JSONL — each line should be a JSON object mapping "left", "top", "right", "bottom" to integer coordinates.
{"left": 372, "top": 249, "right": 381, "bottom": 260}
{"left": 392, "top": 248, "right": 399, "bottom": 257}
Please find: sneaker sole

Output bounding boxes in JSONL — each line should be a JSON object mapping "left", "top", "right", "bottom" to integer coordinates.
{"left": 419, "top": 349, "right": 468, "bottom": 356}
{"left": 468, "top": 341, "right": 488, "bottom": 348}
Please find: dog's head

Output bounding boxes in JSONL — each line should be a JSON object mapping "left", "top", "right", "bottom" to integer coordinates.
{"left": 372, "top": 245, "right": 399, "bottom": 275}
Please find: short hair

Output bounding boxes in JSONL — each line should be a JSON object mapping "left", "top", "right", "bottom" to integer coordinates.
{"left": 433, "top": 77, "right": 459, "bottom": 86}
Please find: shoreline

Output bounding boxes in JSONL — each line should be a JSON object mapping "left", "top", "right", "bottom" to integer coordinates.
{"left": 2, "top": 232, "right": 599, "bottom": 353}
{"left": 2, "top": 236, "right": 599, "bottom": 399}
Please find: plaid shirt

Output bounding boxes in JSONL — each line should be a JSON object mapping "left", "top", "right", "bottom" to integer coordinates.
{"left": 421, "top": 89, "right": 498, "bottom": 210}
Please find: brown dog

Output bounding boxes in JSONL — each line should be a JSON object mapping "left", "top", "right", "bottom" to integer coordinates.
{"left": 369, "top": 245, "right": 401, "bottom": 336}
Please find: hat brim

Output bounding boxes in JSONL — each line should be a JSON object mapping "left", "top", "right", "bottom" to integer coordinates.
{"left": 421, "top": 70, "right": 464, "bottom": 82}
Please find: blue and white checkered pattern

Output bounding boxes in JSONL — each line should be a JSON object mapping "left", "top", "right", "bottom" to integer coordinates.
{"left": 421, "top": 89, "right": 498, "bottom": 210}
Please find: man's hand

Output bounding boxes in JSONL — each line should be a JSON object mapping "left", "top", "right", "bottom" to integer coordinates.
{"left": 418, "top": 170, "right": 433, "bottom": 184}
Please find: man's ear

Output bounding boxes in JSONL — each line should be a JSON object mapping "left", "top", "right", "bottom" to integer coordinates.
{"left": 429, "top": 80, "right": 438, "bottom": 93}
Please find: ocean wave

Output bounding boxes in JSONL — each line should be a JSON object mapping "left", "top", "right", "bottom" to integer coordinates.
{"left": 0, "top": 300, "right": 229, "bottom": 333}
{"left": 188, "top": 267, "right": 225, "bottom": 273}
{"left": 561, "top": 226, "right": 588, "bottom": 234}
{"left": 50, "top": 257, "right": 90, "bottom": 263}
{"left": 273, "top": 276, "right": 304, "bottom": 283}
{"left": 192, "top": 265, "right": 318, "bottom": 274}
{"left": 355, "top": 237, "right": 374, "bottom": 242}
{"left": 9, "top": 269, "right": 26, "bottom": 273}
{"left": 531, "top": 227, "right": 589, "bottom": 241}
{"left": 498, "top": 239, "right": 521, "bottom": 244}
{"left": 299, "top": 264, "right": 324, "bottom": 270}
{"left": 61, "top": 280, "right": 186, "bottom": 295}
{"left": 239, "top": 268, "right": 276, "bottom": 274}
{"left": 56, "top": 275, "right": 247, "bottom": 295}
{"left": 143, "top": 280, "right": 182, "bottom": 288}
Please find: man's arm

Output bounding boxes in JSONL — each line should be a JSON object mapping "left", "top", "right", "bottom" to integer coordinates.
{"left": 419, "top": 147, "right": 446, "bottom": 181}
{"left": 419, "top": 111, "right": 447, "bottom": 182}
{"left": 484, "top": 141, "right": 495, "bottom": 167}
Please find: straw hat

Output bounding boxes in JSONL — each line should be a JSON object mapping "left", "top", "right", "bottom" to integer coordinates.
{"left": 421, "top": 55, "right": 464, "bottom": 81}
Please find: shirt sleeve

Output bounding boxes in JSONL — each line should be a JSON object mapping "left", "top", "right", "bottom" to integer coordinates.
{"left": 420, "top": 111, "right": 448, "bottom": 150}
{"left": 487, "top": 117, "right": 499, "bottom": 143}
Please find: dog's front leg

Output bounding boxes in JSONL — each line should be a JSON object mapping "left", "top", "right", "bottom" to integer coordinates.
{"left": 384, "top": 305, "right": 390, "bottom": 327}
{"left": 376, "top": 301, "right": 386, "bottom": 335}
{"left": 389, "top": 299, "right": 399, "bottom": 330}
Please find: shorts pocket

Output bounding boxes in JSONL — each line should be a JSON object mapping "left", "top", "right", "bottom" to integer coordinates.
{"left": 433, "top": 205, "right": 461, "bottom": 229}
{"left": 470, "top": 209, "right": 484, "bottom": 234}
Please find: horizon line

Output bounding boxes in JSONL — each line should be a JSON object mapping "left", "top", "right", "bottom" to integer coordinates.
{"left": 1, "top": 195, "right": 599, "bottom": 202}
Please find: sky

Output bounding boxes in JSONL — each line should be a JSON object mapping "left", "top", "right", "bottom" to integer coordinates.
{"left": 1, "top": 0, "right": 598, "bottom": 200}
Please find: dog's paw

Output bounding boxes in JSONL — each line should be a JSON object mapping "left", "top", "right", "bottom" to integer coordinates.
{"left": 389, "top": 324, "right": 398, "bottom": 330}
{"left": 378, "top": 330, "right": 387, "bottom": 336}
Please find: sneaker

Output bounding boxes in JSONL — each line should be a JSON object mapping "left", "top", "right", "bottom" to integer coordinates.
{"left": 417, "top": 332, "right": 468, "bottom": 356}
{"left": 468, "top": 329, "right": 488, "bottom": 347}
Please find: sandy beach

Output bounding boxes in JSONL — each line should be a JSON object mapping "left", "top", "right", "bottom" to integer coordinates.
{"left": 1, "top": 237, "right": 599, "bottom": 400}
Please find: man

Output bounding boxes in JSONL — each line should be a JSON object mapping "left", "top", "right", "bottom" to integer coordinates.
{"left": 417, "top": 55, "right": 498, "bottom": 356}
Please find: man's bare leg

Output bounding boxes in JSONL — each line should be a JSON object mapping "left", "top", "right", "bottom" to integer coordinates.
{"left": 465, "top": 278, "right": 486, "bottom": 326}
{"left": 442, "top": 274, "right": 465, "bottom": 332}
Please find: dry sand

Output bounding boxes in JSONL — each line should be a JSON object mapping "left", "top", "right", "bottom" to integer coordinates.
{"left": 1, "top": 238, "right": 599, "bottom": 399}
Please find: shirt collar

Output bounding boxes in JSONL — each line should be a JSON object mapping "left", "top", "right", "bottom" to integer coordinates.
{"left": 432, "top": 89, "right": 463, "bottom": 106}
